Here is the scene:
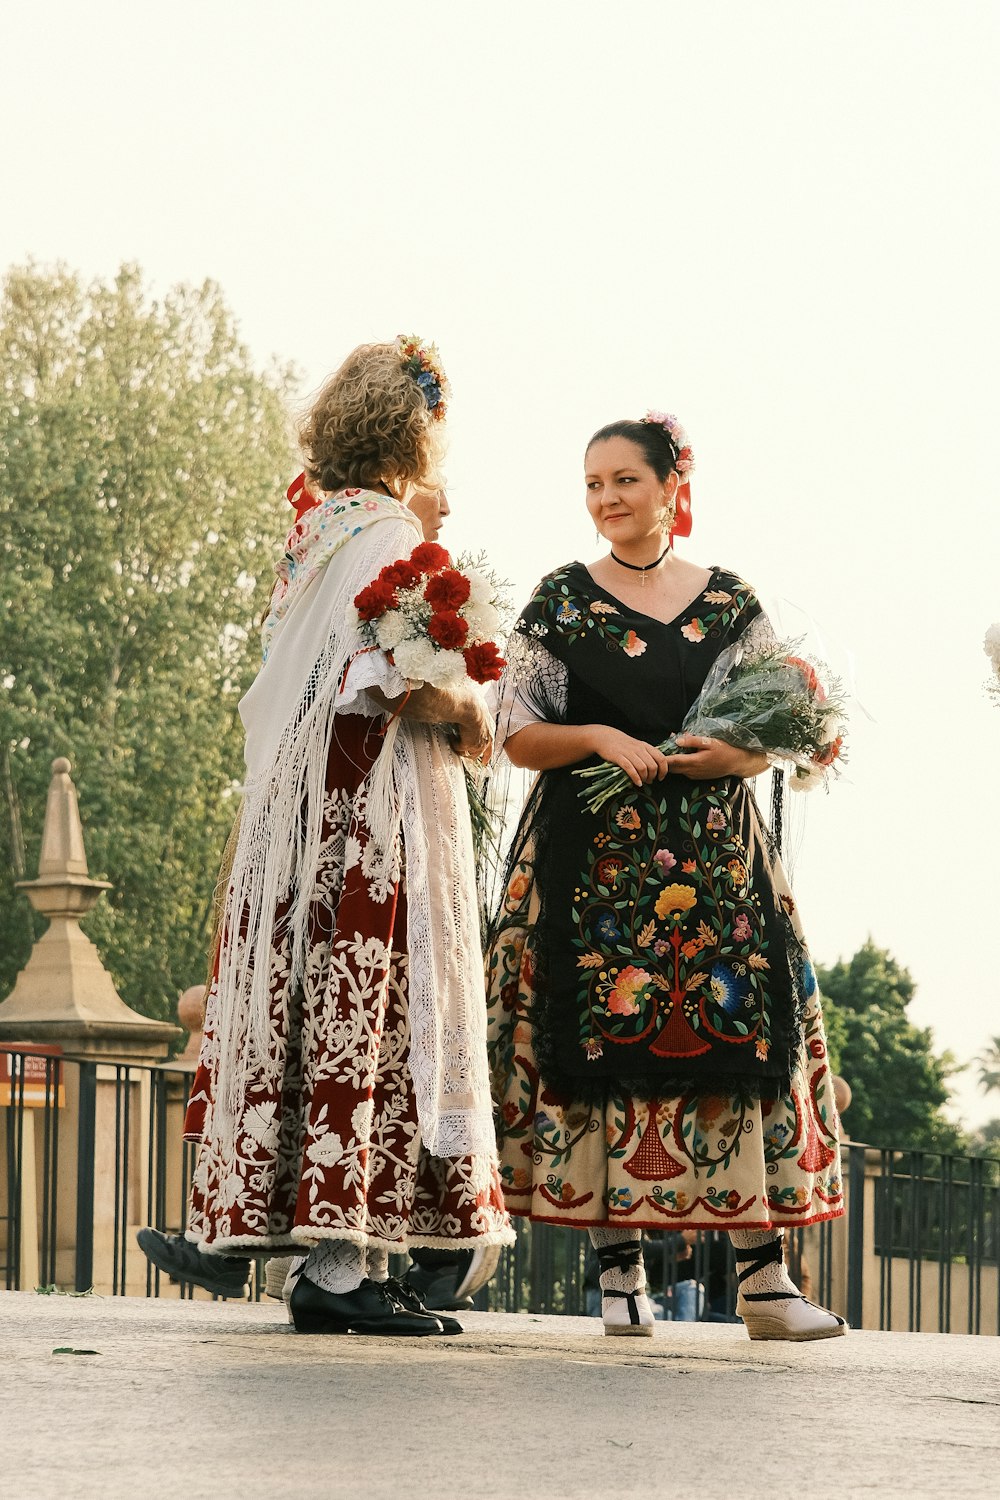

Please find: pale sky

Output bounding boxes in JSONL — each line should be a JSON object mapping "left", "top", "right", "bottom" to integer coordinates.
{"left": 3, "top": 0, "right": 998, "bottom": 1130}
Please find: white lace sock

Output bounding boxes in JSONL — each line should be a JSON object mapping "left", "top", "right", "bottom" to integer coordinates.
{"left": 303, "top": 1239, "right": 366, "bottom": 1295}
{"left": 589, "top": 1227, "right": 645, "bottom": 1294}
{"left": 367, "top": 1247, "right": 390, "bottom": 1284}
{"left": 589, "top": 1228, "right": 655, "bottom": 1335}
{"left": 729, "top": 1229, "right": 846, "bottom": 1340}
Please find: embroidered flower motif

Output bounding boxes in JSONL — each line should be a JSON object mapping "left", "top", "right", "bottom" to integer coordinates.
{"left": 733, "top": 912, "right": 752, "bottom": 943}
{"left": 556, "top": 599, "right": 582, "bottom": 625}
{"left": 708, "top": 963, "right": 743, "bottom": 1014}
{"left": 696, "top": 1096, "right": 726, "bottom": 1128}
{"left": 583, "top": 1038, "right": 604, "bottom": 1060}
{"left": 654, "top": 883, "right": 697, "bottom": 917}
{"left": 681, "top": 938, "right": 703, "bottom": 959}
{"left": 726, "top": 858, "right": 747, "bottom": 885}
{"left": 594, "top": 856, "right": 625, "bottom": 890}
{"left": 622, "top": 629, "right": 647, "bottom": 658}
{"left": 680, "top": 618, "right": 707, "bottom": 643}
{"left": 653, "top": 847, "right": 677, "bottom": 875}
{"left": 763, "top": 1122, "right": 790, "bottom": 1151}
{"left": 596, "top": 913, "right": 622, "bottom": 942}
{"left": 653, "top": 939, "right": 670, "bottom": 957}
{"left": 351, "top": 1100, "right": 374, "bottom": 1137}
{"left": 507, "top": 872, "right": 530, "bottom": 903}
{"left": 242, "top": 1103, "right": 280, "bottom": 1151}
{"left": 306, "top": 1132, "right": 345, "bottom": 1168}
{"left": 614, "top": 806, "right": 642, "bottom": 831}
{"left": 756, "top": 1039, "right": 771, "bottom": 1062}
{"left": 706, "top": 807, "right": 726, "bottom": 831}
{"left": 608, "top": 1187, "right": 633, "bottom": 1208}
{"left": 606, "top": 964, "right": 653, "bottom": 1016}
{"left": 682, "top": 859, "right": 697, "bottom": 873}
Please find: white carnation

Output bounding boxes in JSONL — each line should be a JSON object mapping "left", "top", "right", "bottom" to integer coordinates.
{"left": 345, "top": 604, "right": 361, "bottom": 632}
{"left": 466, "top": 570, "right": 493, "bottom": 606}
{"left": 375, "top": 609, "right": 409, "bottom": 650}
{"left": 421, "top": 648, "right": 467, "bottom": 688}
{"left": 392, "top": 636, "right": 436, "bottom": 682}
{"left": 984, "top": 623, "right": 1000, "bottom": 672}
{"left": 463, "top": 601, "right": 500, "bottom": 640}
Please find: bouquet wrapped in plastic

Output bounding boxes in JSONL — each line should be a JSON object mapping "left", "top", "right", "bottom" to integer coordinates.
{"left": 574, "top": 617, "right": 847, "bottom": 813}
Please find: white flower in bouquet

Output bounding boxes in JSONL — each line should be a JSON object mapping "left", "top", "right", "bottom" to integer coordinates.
{"left": 375, "top": 609, "right": 409, "bottom": 651}
{"left": 421, "top": 648, "right": 466, "bottom": 688}
{"left": 466, "top": 569, "right": 494, "bottom": 607}
{"left": 984, "top": 623, "right": 1000, "bottom": 674}
{"left": 392, "top": 636, "right": 439, "bottom": 682}
{"left": 464, "top": 600, "right": 501, "bottom": 639}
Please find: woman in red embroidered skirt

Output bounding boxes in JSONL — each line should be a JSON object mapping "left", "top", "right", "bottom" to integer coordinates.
{"left": 183, "top": 339, "right": 513, "bottom": 1335}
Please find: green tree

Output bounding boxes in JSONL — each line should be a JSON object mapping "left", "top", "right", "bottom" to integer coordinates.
{"left": 817, "top": 939, "right": 966, "bottom": 1153}
{"left": 974, "top": 1035, "right": 1000, "bottom": 1095}
{"left": 0, "top": 263, "right": 295, "bottom": 1022}
{"left": 967, "top": 1119, "right": 1000, "bottom": 1159}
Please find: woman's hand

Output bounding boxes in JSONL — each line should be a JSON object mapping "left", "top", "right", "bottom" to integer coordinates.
{"left": 667, "top": 735, "right": 768, "bottom": 780}
{"left": 450, "top": 694, "right": 494, "bottom": 763}
{"left": 588, "top": 726, "right": 671, "bottom": 788}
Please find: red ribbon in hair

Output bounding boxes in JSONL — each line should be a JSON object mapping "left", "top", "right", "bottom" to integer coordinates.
{"left": 669, "top": 480, "right": 693, "bottom": 547}
{"left": 287, "top": 471, "right": 319, "bottom": 522}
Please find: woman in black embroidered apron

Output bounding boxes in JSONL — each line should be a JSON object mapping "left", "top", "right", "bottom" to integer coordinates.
{"left": 486, "top": 413, "right": 846, "bottom": 1341}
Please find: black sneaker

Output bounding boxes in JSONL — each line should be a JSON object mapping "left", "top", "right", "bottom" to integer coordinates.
{"left": 136, "top": 1227, "right": 251, "bottom": 1299}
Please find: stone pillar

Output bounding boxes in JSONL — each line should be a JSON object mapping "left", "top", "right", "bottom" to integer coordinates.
{"left": 0, "top": 758, "right": 179, "bottom": 1058}
{"left": 0, "top": 758, "right": 181, "bottom": 1291}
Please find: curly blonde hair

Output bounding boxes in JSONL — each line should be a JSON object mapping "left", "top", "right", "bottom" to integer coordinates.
{"left": 299, "top": 342, "right": 447, "bottom": 497}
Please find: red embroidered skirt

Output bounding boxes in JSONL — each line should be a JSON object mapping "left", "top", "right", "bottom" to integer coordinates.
{"left": 184, "top": 712, "right": 511, "bottom": 1255}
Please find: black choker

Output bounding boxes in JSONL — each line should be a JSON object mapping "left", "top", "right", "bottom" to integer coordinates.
{"left": 611, "top": 544, "right": 671, "bottom": 582}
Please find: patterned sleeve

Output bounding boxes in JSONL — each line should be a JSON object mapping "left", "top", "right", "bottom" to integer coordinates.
{"left": 489, "top": 629, "right": 569, "bottom": 755}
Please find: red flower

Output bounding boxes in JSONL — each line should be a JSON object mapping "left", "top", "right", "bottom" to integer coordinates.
{"left": 380, "top": 559, "right": 421, "bottom": 592}
{"left": 425, "top": 568, "right": 472, "bottom": 610}
{"left": 354, "top": 579, "right": 398, "bottom": 620}
{"left": 786, "top": 655, "right": 820, "bottom": 697}
{"left": 463, "top": 641, "right": 506, "bottom": 683}
{"left": 410, "top": 541, "right": 451, "bottom": 573}
{"left": 812, "top": 735, "right": 843, "bottom": 768}
{"left": 428, "top": 610, "right": 469, "bottom": 649}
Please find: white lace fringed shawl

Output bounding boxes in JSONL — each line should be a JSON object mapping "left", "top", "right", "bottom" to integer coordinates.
{"left": 210, "top": 491, "right": 496, "bottom": 1161}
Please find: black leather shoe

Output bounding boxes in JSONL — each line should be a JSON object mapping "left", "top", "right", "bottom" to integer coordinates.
{"left": 136, "top": 1228, "right": 251, "bottom": 1298}
{"left": 289, "top": 1275, "right": 445, "bottom": 1336}
{"left": 385, "top": 1276, "right": 463, "bottom": 1335}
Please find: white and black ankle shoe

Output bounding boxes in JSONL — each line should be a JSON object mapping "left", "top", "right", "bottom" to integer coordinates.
{"left": 734, "top": 1235, "right": 847, "bottom": 1342}
{"left": 596, "top": 1241, "right": 655, "bottom": 1338}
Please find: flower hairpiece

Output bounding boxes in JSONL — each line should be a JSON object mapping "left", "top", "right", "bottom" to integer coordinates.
{"left": 642, "top": 410, "right": 695, "bottom": 478}
{"left": 396, "top": 334, "right": 451, "bottom": 422}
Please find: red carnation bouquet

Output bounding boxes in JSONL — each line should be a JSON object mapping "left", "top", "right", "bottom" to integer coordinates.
{"left": 350, "top": 542, "right": 509, "bottom": 863}
{"left": 350, "top": 541, "right": 507, "bottom": 688}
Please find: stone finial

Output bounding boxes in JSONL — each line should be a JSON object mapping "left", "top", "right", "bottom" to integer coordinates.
{"left": 0, "top": 757, "right": 180, "bottom": 1059}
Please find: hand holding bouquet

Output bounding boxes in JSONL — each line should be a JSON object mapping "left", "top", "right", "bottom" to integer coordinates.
{"left": 574, "top": 621, "right": 847, "bottom": 813}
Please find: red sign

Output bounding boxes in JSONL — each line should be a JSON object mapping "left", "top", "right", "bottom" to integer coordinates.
{"left": 0, "top": 1045, "right": 65, "bottom": 1108}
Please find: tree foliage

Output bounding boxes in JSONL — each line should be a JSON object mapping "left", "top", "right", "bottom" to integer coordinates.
{"left": 0, "top": 263, "right": 295, "bottom": 1023}
{"left": 817, "top": 939, "right": 965, "bottom": 1152}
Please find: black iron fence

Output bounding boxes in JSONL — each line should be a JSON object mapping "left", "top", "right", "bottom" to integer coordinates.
{"left": 3, "top": 1046, "right": 998, "bottom": 1332}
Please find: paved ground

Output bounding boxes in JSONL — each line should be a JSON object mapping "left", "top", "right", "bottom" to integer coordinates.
{"left": 2, "top": 1291, "right": 999, "bottom": 1500}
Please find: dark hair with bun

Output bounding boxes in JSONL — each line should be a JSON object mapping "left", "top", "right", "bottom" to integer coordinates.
{"left": 586, "top": 419, "right": 679, "bottom": 481}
